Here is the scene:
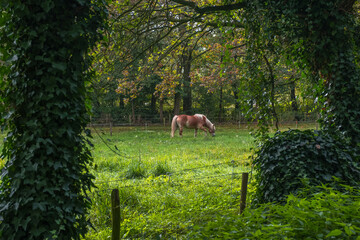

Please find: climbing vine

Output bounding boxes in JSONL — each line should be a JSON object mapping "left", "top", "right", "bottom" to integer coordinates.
{"left": 249, "top": 0, "right": 360, "bottom": 144}
{"left": 0, "top": 1, "right": 107, "bottom": 239}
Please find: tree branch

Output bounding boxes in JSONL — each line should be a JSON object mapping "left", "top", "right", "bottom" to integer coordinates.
{"left": 171, "top": 0, "right": 247, "bottom": 14}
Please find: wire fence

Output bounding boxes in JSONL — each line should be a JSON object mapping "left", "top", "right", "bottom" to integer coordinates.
{"left": 86, "top": 112, "right": 317, "bottom": 238}
{"left": 94, "top": 160, "right": 250, "bottom": 185}
{"left": 88, "top": 160, "right": 252, "bottom": 239}
{"left": 89, "top": 111, "right": 319, "bottom": 128}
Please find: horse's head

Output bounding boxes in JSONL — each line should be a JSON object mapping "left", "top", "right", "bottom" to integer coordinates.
{"left": 199, "top": 114, "right": 216, "bottom": 137}
{"left": 209, "top": 124, "right": 216, "bottom": 137}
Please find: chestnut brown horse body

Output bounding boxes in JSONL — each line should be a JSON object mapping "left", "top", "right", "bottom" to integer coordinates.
{"left": 171, "top": 114, "right": 216, "bottom": 137}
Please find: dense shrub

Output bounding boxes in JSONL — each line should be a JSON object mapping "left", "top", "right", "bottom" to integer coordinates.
{"left": 252, "top": 129, "right": 360, "bottom": 204}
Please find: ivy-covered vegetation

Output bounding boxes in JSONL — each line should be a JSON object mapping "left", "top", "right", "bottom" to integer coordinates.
{"left": 252, "top": 129, "right": 360, "bottom": 204}
{"left": 0, "top": 1, "right": 107, "bottom": 239}
{"left": 244, "top": 0, "right": 360, "bottom": 212}
{"left": 250, "top": 0, "right": 360, "bottom": 144}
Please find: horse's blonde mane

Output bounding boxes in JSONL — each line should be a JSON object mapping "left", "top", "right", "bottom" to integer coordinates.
{"left": 194, "top": 113, "right": 204, "bottom": 118}
{"left": 195, "top": 114, "right": 214, "bottom": 131}
{"left": 206, "top": 118, "right": 215, "bottom": 130}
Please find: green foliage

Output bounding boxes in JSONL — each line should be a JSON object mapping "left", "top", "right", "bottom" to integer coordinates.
{"left": 252, "top": 129, "right": 360, "bottom": 204}
{"left": 0, "top": 0, "right": 107, "bottom": 239}
{"left": 319, "top": 51, "right": 360, "bottom": 145}
{"left": 188, "top": 184, "right": 360, "bottom": 239}
{"left": 250, "top": 0, "right": 360, "bottom": 144}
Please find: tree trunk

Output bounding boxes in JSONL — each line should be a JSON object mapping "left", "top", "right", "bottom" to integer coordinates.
{"left": 151, "top": 93, "right": 156, "bottom": 114}
{"left": 218, "top": 86, "right": 223, "bottom": 122}
{"left": 159, "top": 99, "right": 164, "bottom": 121}
{"left": 263, "top": 55, "right": 279, "bottom": 130}
{"left": 232, "top": 83, "right": 240, "bottom": 111}
{"left": 0, "top": 1, "right": 106, "bottom": 238}
{"left": 290, "top": 81, "right": 298, "bottom": 112}
{"left": 173, "top": 92, "right": 181, "bottom": 115}
{"left": 131, "top": 100, "right": 135, "bottom": 123}
{"left": 182, "top": 47, "right": 193, "bottom": 114}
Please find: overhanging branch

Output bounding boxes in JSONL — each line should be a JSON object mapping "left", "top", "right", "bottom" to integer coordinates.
{"left": 171, "top": 0, "right": 247, "bottom": 14}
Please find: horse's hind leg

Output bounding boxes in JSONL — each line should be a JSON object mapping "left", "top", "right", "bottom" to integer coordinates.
{"left": 179, "top": 127, "right": 183, "bottom": 137}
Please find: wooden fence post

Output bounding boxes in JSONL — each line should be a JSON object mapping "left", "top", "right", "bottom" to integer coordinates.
{"left": 111, "top": 189, "right": 120, "bottom": 240}
{"left": 240, "top": 172, "right": 249, "bottom": 215}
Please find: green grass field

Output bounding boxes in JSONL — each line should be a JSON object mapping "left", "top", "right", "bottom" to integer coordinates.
{"left": 86, "top": 125, "right": 254, "bottom": 239}
{"left": 85, "top": 122, "right": 318, "bottom": 239}
{"left": 91, "top": 125, "right": 253, "bottom": 179}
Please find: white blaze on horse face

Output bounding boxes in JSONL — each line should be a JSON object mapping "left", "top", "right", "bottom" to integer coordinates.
{"left": 211, "top": 124, "right": 216, "bottom": 136}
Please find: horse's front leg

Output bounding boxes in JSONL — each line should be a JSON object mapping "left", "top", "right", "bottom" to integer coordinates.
{"left": 194, "top": 128, "right": 198, "bottom": 137}
{"left": 199, "top": 126, "right": 208, "bottom": 136}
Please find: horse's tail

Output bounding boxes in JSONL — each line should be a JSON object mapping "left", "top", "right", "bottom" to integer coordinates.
{"left": 171, "top": 115, "right": 178, "bottom": 137}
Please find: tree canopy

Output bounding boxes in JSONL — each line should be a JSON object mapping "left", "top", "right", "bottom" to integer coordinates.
{"left": 93, "top": 0, "right": 360, "bottom": 144}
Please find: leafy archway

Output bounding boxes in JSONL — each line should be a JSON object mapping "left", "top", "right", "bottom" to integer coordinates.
{"left": 0, "top": 1, "right": 107, "bottom": 239}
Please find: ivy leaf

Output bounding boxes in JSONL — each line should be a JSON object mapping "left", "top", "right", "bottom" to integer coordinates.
{"left": 41, "top": 1, "right": 55, "bottom": 12}
{"left": 326, "top": 229, "right": 343, "bottom": 238}
{"left": 6, "top": 54, "right": 18, "bottom": 63}
{"left": 52, "top": 62, "right": 67, "bottom": 72}
{"left": 33, "top": 202, "right": 47, "bottom": 211}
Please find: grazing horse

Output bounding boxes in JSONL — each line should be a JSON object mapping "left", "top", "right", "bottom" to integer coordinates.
{"left": 171, "top": 114, "right": 216, "bottom": 137}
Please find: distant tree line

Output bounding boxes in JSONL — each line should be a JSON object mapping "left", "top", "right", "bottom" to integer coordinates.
{"left": 90, "top": 1, "right": 324, "bottom": 128}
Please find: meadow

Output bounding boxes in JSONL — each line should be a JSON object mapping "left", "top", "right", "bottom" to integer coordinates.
{"left": 85, "top": 124, "right": 254, "bottom": 239}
